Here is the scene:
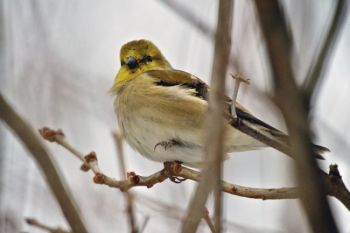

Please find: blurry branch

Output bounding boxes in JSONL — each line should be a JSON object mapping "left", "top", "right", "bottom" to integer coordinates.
{"left": 254, "top": 1, "right": 340, "bottom": 233}
{"left": 137, "top": 195, "right": 215, "bottom": 233}
{"left": 182, "top": 0, "right": 233, "bottom": 232}
{"left": 303, "top": 0, "right": 348, "bottom": 103}
{"left": 0, "top": 94, "right": 89, "bottom": 233}
{"left": 158, "top": 0, "right": 213, "bottom": 38}
{"left": 203, "top": 208, "right": 217, "bottom": 233}
{"left": 39, "top": 127, "right": 350, "bottom": 209}
{"left": 25, "top": 218, "right": 71, "bottom": 233}
{"left": 39, "top": 127, "right": 299, "bottom": 199}
{"left": 138, "top": 216, "right": 150, "bottom": 233}
{"left": 135, "top": 194, "right": 283, "bottom": 233}
{"left": 112, "top": 131, "right": 138, "bottom": 233}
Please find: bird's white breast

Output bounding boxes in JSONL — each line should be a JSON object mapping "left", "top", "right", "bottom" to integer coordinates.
{"left": 114, "top": 75, "right": 207, "bottom": 166}
{"left": 113, "top": 74, "right": 265, "bottom": 167}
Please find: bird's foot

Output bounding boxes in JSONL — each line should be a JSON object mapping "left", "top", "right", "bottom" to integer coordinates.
{"left": 169, "top": 176, "right": 187, "bottom": 183}
{"left": 154, "top": 139, "right": 180, "bottom": 151}
{"left": 163, "top": 161, "right": 187, "bottom": 184}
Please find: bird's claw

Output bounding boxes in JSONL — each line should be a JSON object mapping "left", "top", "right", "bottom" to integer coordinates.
{"left": 169, "top": 176, "right": 187, "bottom": 183}
{"left": 163, "top": 161, "right": 187, "bottom": 184}
{"left": 154, "top": 139, "right": 178, "bottom": 151}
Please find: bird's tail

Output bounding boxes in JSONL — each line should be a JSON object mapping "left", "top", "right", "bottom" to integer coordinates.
{"left": 232, "top": 107, "right": 330, "bottom": 160}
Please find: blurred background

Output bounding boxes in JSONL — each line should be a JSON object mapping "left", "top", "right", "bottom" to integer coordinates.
{"left": 0, "top": 0, "right": 349, "bottom": 232}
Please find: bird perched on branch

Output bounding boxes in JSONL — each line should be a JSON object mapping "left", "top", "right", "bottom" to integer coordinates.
{"left": 111, "top": 39, "right": 328, "bottom": 167}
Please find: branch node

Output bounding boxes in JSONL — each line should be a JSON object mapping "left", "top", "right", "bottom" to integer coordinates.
{"left": 93, "top": 173, "right": 106, "bottom": 184}
{"left": 231, "top": 73, "right": 251, "bottom": 85}
{"left": 164, "top": 161, "right": 186, "bottom": 183}
{"left": 25, "top": 218, "right": 37, "bottom": 225}
{"left": 38, "top": 127, "right": 64, "bottom": 142}
{"left": 84, "top": 151, "right": 97, "bottom": 163}
{"left": 329, "top": 164, "right": 342, "bottom": 180}
{"left": 80, "top": 163, "right": 90, "bottom": 172}
{"left": 127, "top": 172, "right": 140, "bottom": 185}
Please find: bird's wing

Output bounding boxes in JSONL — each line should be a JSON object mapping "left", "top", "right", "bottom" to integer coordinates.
{"left": 145, "top": 69, "right": 329, "bottom": 157}
{"left": 146, "top": 69, "right": 283, "bottom": 135}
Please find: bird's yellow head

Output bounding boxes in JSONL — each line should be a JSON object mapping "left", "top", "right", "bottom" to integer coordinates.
{"left": 111, "top": 39, "right": 172, "bottom": 90}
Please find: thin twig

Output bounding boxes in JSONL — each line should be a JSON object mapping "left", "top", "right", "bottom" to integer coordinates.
{"left": 230, "top": 73, "right": 250, "bottom": 118}
{"left": 182, "top": 1, "right": 233, "bottom": 232}
{"left": 112, "top": 131, "right": 138, "bottom": 233}
{"left": 254, "top": 1, "right": 339, "bottom": 233}
{"left": 303, "top": 0, "right": 348, "bottom": 103}
{"left": 25, "top": 218, "right": 71, "bottom": 233}
{"left": 135, "top": 194, "right": 283, "bottom": 233}
{"left": 39, "top": 127, "right": 169, "bottom": 191}
{"left": 138, "top": 216, "right": 150, "bottom": 233}
{"left": 0, "top": 94, "right": 89, "bottom": 233}
{"left": 203, "top": 208, "right": 217, "bottom": 233}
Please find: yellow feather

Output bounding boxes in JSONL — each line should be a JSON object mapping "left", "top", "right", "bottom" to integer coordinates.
{"left": 111, "top": 39, "right": 172, "bottom": 92}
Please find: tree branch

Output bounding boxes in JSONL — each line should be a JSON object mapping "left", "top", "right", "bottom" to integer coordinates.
{"left": 203, "top": 208, "right": 217, "bottom": 233}
{"left": 25, "top": 218, "right": 71, "bottom": 233}
{"left": 112, "top": 131, "right": 138, "bottom": 233}
{"left": 182, "top": 1, "right": 233, "bottom": 232}
{"left": 0, "top": 94, "right": 89, "bottom": 233}
{"left": 254, "top": 1, "right": 341, "bottom": 232}
{"left": 303, "top": 0, "right": 348, "bottom": 103}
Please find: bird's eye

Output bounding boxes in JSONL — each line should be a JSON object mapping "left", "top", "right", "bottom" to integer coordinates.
{"left": 144, "top": 55, "right": 152, "bottom": 62}
{"left": 126, "top": 57, "right": 139, "bottom": 69}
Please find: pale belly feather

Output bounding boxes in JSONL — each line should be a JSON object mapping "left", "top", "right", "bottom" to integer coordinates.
{"left": 114, "top": 75, "right": 265, "bottom": 167}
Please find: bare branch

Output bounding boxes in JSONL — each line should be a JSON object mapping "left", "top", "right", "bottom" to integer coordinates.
{"left": 39, "top": 126, "right": 350, "bottom": 210}
{"left": 254, "top": 1, "right": 339, "bottom": 232}
{"left": 25, "top": 218, "right": 71, "bottom": 233}
{"left": 112, "top": 131, "right": 138, "bottom": 233}
{"left": 323, "top": 165, "right": 350, "bottom": 209}
{"left": 0, "top": 94, "right": 89, "bottom": 233}
{"left": 135, "top": 194, "right": 284, "bottom": 233}
{"left": 230, "top": 73, "right": 250, "bottom": 118}
{"left": 303, "top": 0, "right": 348, "bottom": 102}
{"left": 182, "top": 1, "right": 233, "bottom": 232}
{"left": 38, "top": 127, "right": 299, "bottom": 199}
{"left": 203, "top": 208, "right": 217, "bottom": 233}
{"left": 138, "top": 216, "right": 150, "bottom": 233}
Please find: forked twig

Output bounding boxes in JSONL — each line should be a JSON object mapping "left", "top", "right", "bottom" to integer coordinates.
{"left": 203, "top": 208, "right": 217, "bottom": 233}
{"left": 25, "top": 218, "right": 71, "bottom": 233}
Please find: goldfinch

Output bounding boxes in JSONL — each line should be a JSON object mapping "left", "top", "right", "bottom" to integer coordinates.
{"left": 111, "top": 39, "right": 328, "bottom": 167}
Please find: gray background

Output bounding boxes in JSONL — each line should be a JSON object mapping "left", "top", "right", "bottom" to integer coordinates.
{"left": 1, "top": 1, "right": 349, "bottom": 232}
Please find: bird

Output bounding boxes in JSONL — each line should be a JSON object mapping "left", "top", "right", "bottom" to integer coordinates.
{"left": 111, "top": 39, "right": 329, "bottom": 167}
